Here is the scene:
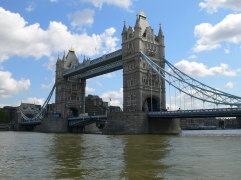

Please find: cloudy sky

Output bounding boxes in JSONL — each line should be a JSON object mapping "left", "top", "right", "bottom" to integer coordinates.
{"left": 0, "top": 0, "right": 241, "bottom": 108}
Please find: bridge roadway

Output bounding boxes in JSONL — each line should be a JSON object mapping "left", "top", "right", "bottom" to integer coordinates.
{"left": 19, "top": 120, "right": 41, "bottom": 126}
{"left": 63, "top": 49, "right": 122, "bottom": 79}
{"left": 149, "top": 108, "right": 241, "bottom": 118}
{"left": 68, "top": 115, "right": 107, "bottom": 127}
{"left": 18, "top": 108, "right": 241, "bottom": 127}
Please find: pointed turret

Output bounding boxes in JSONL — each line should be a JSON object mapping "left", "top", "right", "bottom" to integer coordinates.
{"left": 158, "top": 24, "right": 164, "bottom": 37}
{"left": 64, "top": 49, "right": 79, "bottom": 69}
{"left": 122, "top": 19, "right": 127, "bottom": 34}
{"left": 134, "top": 14, "right": 141, "bottom": 29}
{"left": 138, "top": 10, "right": 150, "bottom": 36}
{"left": 62, "top": 51, "right": 66, "bottom": 61}
{"left": 134, "top": 14, "right": 141, "bottom": 38}
{"left": 158, "top": 24, "right": 165, "bottom": 46}
{"left": 122, "top": 20, "right": 127, "bottom": 42}
{"left": 56, "top": 53, "right": 61, "bottom": 62}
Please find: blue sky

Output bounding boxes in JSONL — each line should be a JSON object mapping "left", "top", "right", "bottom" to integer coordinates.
{"left": 0, "top": 0, "right": 241, "bottom": 108}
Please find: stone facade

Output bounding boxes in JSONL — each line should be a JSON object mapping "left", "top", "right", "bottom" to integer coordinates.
{"left": 55, "top": 49, "right": 86, "bottom": 118}
{"left": 103, "top": 112, "right": 149, "bottom": 134}
{"left": 85, "top": 95, "right": 108, "bottom": 116}
{"left": 17, "top": 103, "right": 41, "bottom": 123}
{"left": 34, "top": 118, "right": 68, "bottom": 133}
{"left": 181, "top": 117, "right": 241, "bottom": 129}
{"left": 122, "top": 11, "right": 166, "bottom": 112}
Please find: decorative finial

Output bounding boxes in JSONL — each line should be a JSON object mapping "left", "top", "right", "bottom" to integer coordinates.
{"left": 139, "top": 10, "right": 146, "bottom": 18}
{"left": 70, "top": 47, "right": 75, "bottom": 52}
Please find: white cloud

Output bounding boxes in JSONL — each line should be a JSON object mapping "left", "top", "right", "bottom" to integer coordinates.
{"left": 99, "top": 72, "right": 116, "bottom": 78}
{"left": 0, "top": 103, "right": 10, "bottom": 108}
{"left": 81, "top": 0, "right": 132, "bottom": 9}
{"left": 224, "top": 48, "right": 230, "bottom": 54}
{"left": 68, "top": 9, "right": 95, "bottom": 31}
{"left": 194, "top": 13, "right": 241, "bottom": 52}
{"left": 100, "top": 88, "right": 123, "bottom": 107}
{"left": 0, "top": 71, "right": 30, "bottom": 98}
{"left": 225, "top": 81, "right": 235, "bottom": 89}
{"left": 188, "top": 55, "right": 197, "bottom": 59}
{"left": 21, "top": 97, "right": 45, "bottom": 106}
{"left": 95, "top": 81, "right": 103, "bottom": 86}
{"left": 0, "top": 7, "right": 118, "bottom": 64}
{"left": 49, "top": 0, "right": 59, "bottom": 2}
{"left": 200, "top": 0, "right": 241, "bottom": 13}
{"left": 25, "top": 3, "right": 36, "bottom": 12}
{"left": 41, "top": 83, "right": 52, "bottom": 89}
{"left": 174, "top": 60, "right": 238, "bottom": 77}
{"left": 86, "top": 86, "right": 96, "bottom": 92}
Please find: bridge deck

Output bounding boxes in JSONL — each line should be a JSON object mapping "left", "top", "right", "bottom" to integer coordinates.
{"left": 19, "top": 120, "right": 41, "bottom": 125}
{"left": 148, "top": 108, "right": 241, "bottom": 118}
{"left": 68, "top": 115, "right": 107, "bottom": 127}
{"left": 63, "top": 49, "right": 122, "bottom": 78}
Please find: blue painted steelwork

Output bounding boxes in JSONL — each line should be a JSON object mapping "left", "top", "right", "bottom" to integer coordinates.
{"left": 148, "top": 108, "right": 241, "bottom": 118}
{"left": 79, "top": 60, "right": 123, "bottom": 79}
{"left": 63, "top": 49, "right": 122, "bottom": 77}
{"left": 19, "top": 84, "right": 56, "bottom": 124}
{"left": 140, "top": 51, "right": 241, "bottom": 106}
{"left": 18, "top": 120, "right": 42, "bottom": 125}
{"left": 68, "top": 115, "right": 107, "bottom": 127}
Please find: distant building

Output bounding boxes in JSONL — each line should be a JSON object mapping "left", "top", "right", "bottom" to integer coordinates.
{"left": 109, "top": 106, "right": 122, "bottom": 112}
{"left": 1, "top": 106, "right": 18, "bottom": 123}
{"left": 85, "top": 95, "right": 108, "bottom": 116}
{"left": 17, "top": 103, "right": 41, "bottom": 122}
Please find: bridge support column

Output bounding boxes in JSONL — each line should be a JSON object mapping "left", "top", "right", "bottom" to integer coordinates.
{"left": 103, "top": 112, "right": 181, "bottom": 134}
{"left": 103, "top": 112, "right": 149, "bottom": 134}
{"left": 149, "top": 118, "right": 181, "bottom": 134}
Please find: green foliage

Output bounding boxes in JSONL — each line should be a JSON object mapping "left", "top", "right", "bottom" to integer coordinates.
{"left": 0, "top": 109, "right": 10, "bottom": 123}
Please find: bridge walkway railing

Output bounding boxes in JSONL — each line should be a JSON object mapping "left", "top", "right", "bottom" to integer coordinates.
{"left": 148, "top": 108, "right": 241, "bottom": 118}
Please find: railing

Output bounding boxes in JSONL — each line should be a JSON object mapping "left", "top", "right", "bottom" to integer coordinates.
{"left": 148, "top": 108, "right": 241, "bottom": 118}
{"left": 68, "top": 115, "right": 107, "bottom": 127}
{"left": 79, "top": 60, "right": 123, "bottom": 79}
{"left": 63, "top": 49, "right": 122, "bottom": 77}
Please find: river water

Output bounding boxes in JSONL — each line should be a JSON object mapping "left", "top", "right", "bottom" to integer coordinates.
{"left": 0, "top": 130, "right": 241, "bottom": 180}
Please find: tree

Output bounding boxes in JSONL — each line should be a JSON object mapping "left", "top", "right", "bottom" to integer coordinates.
{"left": 0, "top": 109, "right": 10, "bottom": 123}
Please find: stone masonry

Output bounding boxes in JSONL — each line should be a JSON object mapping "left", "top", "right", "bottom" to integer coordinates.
{"left": 55, "top": 49, "right": 86, "bottom": 118}
{"left": 122, "top": 11, "right": 166, "bottom": 112}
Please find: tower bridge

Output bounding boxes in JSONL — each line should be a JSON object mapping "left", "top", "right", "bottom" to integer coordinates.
{"left": 18, "top": 11, "right": 241, "bottom": 134}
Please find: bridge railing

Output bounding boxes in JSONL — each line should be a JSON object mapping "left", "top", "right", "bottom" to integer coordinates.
{"left": 140, "top": 51, "right": 241, "bottom": 107}
{"left": 148, "top": 108, "right": 241, "bottom": 118}
{"left": 78, "top": 60, "right": 123, "bottom": 79}
{"left": 63, "top": 49, "right": 122, "bottom": 77}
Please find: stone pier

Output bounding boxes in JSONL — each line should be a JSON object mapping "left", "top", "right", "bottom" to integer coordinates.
{"left": 103, "top": 112, "right": 180, "bottom": 134}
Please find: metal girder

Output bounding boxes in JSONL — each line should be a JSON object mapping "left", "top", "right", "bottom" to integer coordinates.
{"left": 148, "top": 108, "right": 241, "bottom": 118}
{"left": 140, "top": 51, "right": 241, "bottom": 106}
{"left": 78, "top": 60, "right": 123, "bottom": 79}
{"left": 63, "top": 49, "right": 122, "bottom": 77}
{"left": 19, "top": 84, "right": 56, "bottom": 122}
{"left": 68, "top": 115, "right": 107, "bottom": 127}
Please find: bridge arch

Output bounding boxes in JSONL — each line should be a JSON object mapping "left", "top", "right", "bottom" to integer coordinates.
{"left": 69, "top": 107, "right": 78, "bottom": 117}
{"left": 142, "top": 96, "right": 160, "bottom": 112}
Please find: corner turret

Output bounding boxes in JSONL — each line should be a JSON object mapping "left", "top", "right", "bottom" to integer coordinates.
{"left": 158, "top": 24, "right": 165, "bottom": 46}
{"left": 134, "top": 14, "right": 141, "bottom": 38}
{"left": 122, "top": 20, "right": 127, "bottom": 41}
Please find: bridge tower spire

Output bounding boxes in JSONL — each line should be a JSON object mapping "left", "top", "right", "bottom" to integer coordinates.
{"left": 55, "top": 49, "right": 86, "bottom": 118}
{"left": 122, "top": 11, "right": 166, "bottom": 112}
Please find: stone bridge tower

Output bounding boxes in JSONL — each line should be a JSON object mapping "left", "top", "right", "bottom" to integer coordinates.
{"left": 55, "top": 49, "right": 86, "bottom": 118}
{"left": 122, "top": 11, "right": 166, "bottom": 112}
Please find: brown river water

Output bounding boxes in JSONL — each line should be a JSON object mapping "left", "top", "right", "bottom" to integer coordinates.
{"left": 0, "top": 130, "right": 241, "bottom": 180}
